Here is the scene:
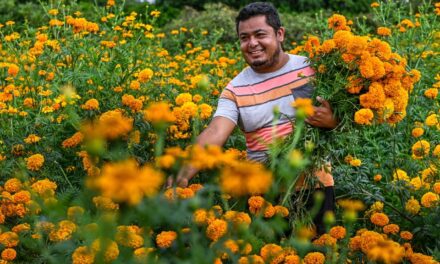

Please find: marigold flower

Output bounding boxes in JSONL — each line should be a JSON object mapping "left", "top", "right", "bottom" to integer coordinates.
{"left": 175, "top": 93, "right": 192, "bottom": 106}
{"left": 220, "top": 161, "right": 272, "bottom": 197}
{"left": 31, "top": 178, "right": 57, "bottom": 197}
{"left": 137, "top": 68, "right": 154, "bottom": 83}
{"left": 408, "top": 253, "right": 436, "bottom": 264}
{"left": 393, "top": 169, "right": 409, "bottom": 181}
{"left": 412, "top": 140, "right": 430, "bottom": 158}
{"left": 367, "top": 239, "right": 405, "bottom": 264}
{"left": 424, "top": 88, "right": 438, "bottom": 99}
{"left": 371, "top": 2, "right": 380, "bottom": 7}
{"left": 96, "top": 110, "right": 133, "bottom": 139}
{"left": 0, "top": 232, "right": 19, "bottom": 247}
{"left": 433, "top": 182, "right": 440, "bottom": 194}
{"left": 144, "top": 102, "right": 176, "bottom": 125}
{"left": 377, "top": 27, "right": 391, "bottom": 36}
{"left": 62, "top": 132, "right": 84, "bottom": 148}
{"left": 116, "top": 226, "right": 144, "bottom": 248}
{"left": 24, "top": 134, "right": 41, "bottom": 144}
{"left": 303, "top": 252, "right": 325, "bottom": 264}
{"left": 72, "top": 246, "right": 95, "bottom": 264}
{"left": 274, "top": 205, "right": 289, "bottom": 217}
{"left": 156, "top": 231, "right": 177, "bottom": 249}
{"left": 91, "top": 239, "right": 119, "bottom": 262}
{"left": 374, "top": 174, "right": 382, "bottom": 182}
{"left": 91, "top": 159, "right": 164, "bottom": 205}
{"left": 313, "top": 233, "right": 337, "bottom": 246}
{"left": 370, "top": 212, "right": 389, "bottom": 226}
{"left": 81, "top": 98, "right": 99, "bottom": 110}
{"left": 1, "top": 248, "right": 17, "bottom": 261}
{"left": 198, "top": 103, "right": 213, "bottom": 119}
{"left": 260, "top": 243, "right": 284, "bottom": 263}
{"left": 354, "top": 108, "right": 374, "bottom": 125}
{"left": 292, "top": 98, "right": 314, "bottom": 117}
{"left": 7, "top": 64, "right": 19, "bottom": 76}
{"left": 411, "top": 127, "right": 424, "bottom": 138}
{"left": 420, "top": 191, "right": 439, "bottom": 208}
{"left": 328, "top": 14, "right": 350, "bottom": 31}
{"left": 329, "top": 225, "right": 346, "bottom": 239}
{"left": 12, "top": 190, "right": 31, "bottom": 203}
{"left": 400, "top": 231, "right": 413, "bottom": 240}
{"left": 405, "top": 197, "right": 420, "bottom": 215}
{"left": 4, "top": 178, "right": 22, "bottom": 193}
{"left": 206, "top": 219, "right": 227, "bottom": 241}
{"left": 26, "top": 153, "right": 45, "bottom": 171}
{"left": 349, "top": 158, "right": 362, "bottom": 166}
{"left": 383, "top": 224, "right": 400, "bottom": 234}
{"left": 425, "top": 113, "right": 438, "bottom": 126}
{"left": 223, "top": 210, "right": 252, "bottom": 228}
{"left": 238, "top": 255, "right": 265, "bottom": 264}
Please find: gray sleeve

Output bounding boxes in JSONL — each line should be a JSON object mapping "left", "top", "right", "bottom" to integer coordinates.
{"left": 213, "top": 98, "right": 239, "bottom": 125}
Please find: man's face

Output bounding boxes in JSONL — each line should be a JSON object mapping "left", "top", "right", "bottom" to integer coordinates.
{"left": 238, "top": 15, "right": 285, "bottom": 73}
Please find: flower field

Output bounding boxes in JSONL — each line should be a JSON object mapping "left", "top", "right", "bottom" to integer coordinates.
{"left": 0, "top": 1, "right": 439, "bottom": 263}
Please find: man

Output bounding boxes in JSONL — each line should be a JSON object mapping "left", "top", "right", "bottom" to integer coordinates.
{"left": 169, "top": 2, "right": 337, "bottom": 234}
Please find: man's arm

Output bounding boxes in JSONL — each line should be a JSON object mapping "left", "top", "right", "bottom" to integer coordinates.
{"left": 169, "top": 116, "right": 236, "bottom": 188}
{"left": 305, "top": 96, "right": 338, "bottom": 129}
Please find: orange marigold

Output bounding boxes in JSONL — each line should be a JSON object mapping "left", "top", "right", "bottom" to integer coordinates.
{"left": 81, "top": 98, "right": 99, "bottom": 110}
{"left": 206, "top": 219, "right": 227, "bottom": 241}
{"left": 377, "top": 27, "right": 391, "bottom": 36}
{"left": 354, "top": 108, "right": 374, "bottom": 125}
{"left": 370, "top": 212, "right": 389, "bottom": 226}
{"left": 26, "top": 153, "right": 45, "bottom": 171}
{"left": 329, "top": 225, "right": 346, "bottom": 239}
{"left": 72, "top": 246, "right": 95, "bottom": 264}
{"left": 411, "top": 127, "right": 424, "bottom": 138}
{"left": 156, "top": 231, "right": 177, "bottom": 249}
{"left": 420, "top": 191, "right": 439, "bottom": 208}
{"left": 303, "top": 252, "right": 325, "bottom": 264}
{"left": 400, "top": 231, "right": 413, "bottom": 240}
{"left": 1, "top": 248, "right": 16, "bottom": 261}
{"left": 383, "top": 224, "right": 400, "bottom": 235}
{"left": 4, "top": 178, "right": 22, "bottom": 193}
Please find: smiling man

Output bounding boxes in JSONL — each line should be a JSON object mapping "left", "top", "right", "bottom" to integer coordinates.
{"left": 171, "top": 2, "right": 338, "bottom": 235}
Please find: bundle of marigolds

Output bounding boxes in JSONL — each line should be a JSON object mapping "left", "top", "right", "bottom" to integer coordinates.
{"left": 302, "top": 14, "right": 421, "bottom": 126}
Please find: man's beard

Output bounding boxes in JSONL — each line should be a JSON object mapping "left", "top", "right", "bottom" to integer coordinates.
{"left": 250, "top": 45, "right": 281, "bottom": 71}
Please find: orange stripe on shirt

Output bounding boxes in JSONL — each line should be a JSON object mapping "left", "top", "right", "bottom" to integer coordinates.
{"left": 245, "top": 122, "right": 293, "bottom": 151}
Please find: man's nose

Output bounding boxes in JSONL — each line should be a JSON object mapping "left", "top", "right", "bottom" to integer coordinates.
{"left": 248, "top": 36, "right": 258, "bottom": 47}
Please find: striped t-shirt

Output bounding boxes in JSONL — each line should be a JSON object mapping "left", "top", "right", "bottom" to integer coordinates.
{"left": 214, "top": 54, "right": 315, "bottom": 163}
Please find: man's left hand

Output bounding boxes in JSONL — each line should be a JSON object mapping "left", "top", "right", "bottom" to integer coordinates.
{"left": 305, "top": 96, "right": 338, "bottom": 129}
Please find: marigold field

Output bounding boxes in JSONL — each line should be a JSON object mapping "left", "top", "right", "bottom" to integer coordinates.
{"left": 0, "top": 1, "right": 439, "bottom": 263}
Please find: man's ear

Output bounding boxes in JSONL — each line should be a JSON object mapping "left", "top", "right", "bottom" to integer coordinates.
{"left": 277, "top": 27, "right": 285, "bottom": 42}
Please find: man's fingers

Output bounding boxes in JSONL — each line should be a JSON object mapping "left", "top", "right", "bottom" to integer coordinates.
{"left": 166, "top": 176, "right": 174, "bottom": 189}
{"left": 316, "top": 96, "right": 331, "bottom": 109}
{"left": 176, "top": 177, "right": 189, "bottom": 188}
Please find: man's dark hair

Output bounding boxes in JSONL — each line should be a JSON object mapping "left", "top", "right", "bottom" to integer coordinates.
{"left": 235, "top": 2, "right": 282, "bottom": 34}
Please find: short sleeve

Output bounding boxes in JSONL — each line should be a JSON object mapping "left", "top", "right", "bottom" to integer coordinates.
{"left": 213, "top": 98, "right": 239, "bottom": 125}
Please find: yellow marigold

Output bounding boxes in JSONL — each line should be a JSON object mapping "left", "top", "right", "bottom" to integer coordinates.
{"left": 371, "top": 2, "right": 380, "bottom": 7}
{"left": 156, "top": 231, "right": 177, "bottom": 249}
{"left": 91, "top": 239, "right": 119, "bottom": 262}
{"left": 144, "top": 102, "right": 176, "bottom": 125}
{"left": 425, "top": 113, "right": 438, "bottom": 126}
{"left": 129, "top": 80, "right": 140, "bottom": 90}
{"left": 175, "top": 93, "right": 192, "bottom": 106}
{"left": 400, "top": 231, "right": 413, "bottom": 240}
{"left": 97, "top": 110, "right": 133, "bottom": 139}
{"left": 303, "top": 252, "right": 325, "bottom": 264}
{"left": 26, "top": 153, "right": 45, "bottom": 171}
{"left": 354, "top": 108, "right": 374, "bottom": 125}
{"left": 133, "top": 247, "right": 155, "bottom": 260}
{"left": 411, "top": 127, "right": 424, "bottom": 138}
{"left": 412, "top": 140, "right": 430, "bottom": 158}
{"left": 424, "top": 88, "right": 438, "bottom": 99}
{"left": 421, "top": 191, "right": 439, "bottom": 208}
{"left": 0, "top": 232, "right": 19, "bottom": 248}
{"left": 137, "top": 68, "right": 154, "bottom": 83}
{"left": 405, "top": 197, "right": 420, "bottom": 215}
{"left": 393, "top": 169, "right": 409, "bottom": 181}
{"left": 49, "top": 220, "right": 77, "bottom": 241}
{"left": 377, "top": 27, "right": 391, "bottom": 36}
{"left": 433, "top": 144, "right": 440, "bottom": 157}
{"left": 328, "top": 14, "right": 350, "bottom": 31}
{"left": 4, "top": 178, "right": 22, "bottom": 193}
{"left": 260, "top": 243, "right": 284, "bottom": 263}
{"left": 31, "top": 178, "right": 57, "bottom": 197}
{"left": 1, "top": 248, "right": 16, "bottom": 261}
{"left": 349, "top": 158, "right": 362, "bottom": 167}
{"left": 198, "top": 103, "right": 213, "bottom": 119}
{"left": 370, "top": 212, "right": 389, "bottom": 226}
{"left": 292, "top": 98, "right": 314, "bottom": 117}
{"left": 383, "top": 224, "right": 400, "bottom": 235}
{"left": 62, "top": 132, "right": 84, "bottom": 148}
{"left": 206, "top": 219, "right": 227, "bottom": 241}
{"left": 329, "top": 226, "right": 346, "bottom": 239}
{"left": 72, "top": 246, "right": 95, "bottom": 264}
{"left": 91, "top": 159, "right": 163, "bottom": 205}
{"left": 220, "top": 161, "right": 272, "bottom": 197}
{"left": 24, "top": 134, "right": 41, "bottom": 144}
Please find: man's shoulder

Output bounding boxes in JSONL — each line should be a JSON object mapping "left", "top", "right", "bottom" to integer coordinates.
{"left": 287, "top": 54, "right": 311, "bottom": 68}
